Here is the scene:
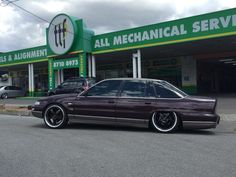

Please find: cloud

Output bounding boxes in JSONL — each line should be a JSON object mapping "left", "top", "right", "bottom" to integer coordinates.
{"left": 0, "top": 0, "right": 236, "bottom": 51}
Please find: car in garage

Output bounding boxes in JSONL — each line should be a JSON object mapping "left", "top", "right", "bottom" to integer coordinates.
{"left": 30, "top": 78, "right": 220, "bottom": 133}
{"left": 0, "top": 85, "right": 25, "bottom": 99}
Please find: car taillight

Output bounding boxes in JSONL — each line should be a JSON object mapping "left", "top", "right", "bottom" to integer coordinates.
{"left": 214, "top": 99, "right": 218, "bottom": 113}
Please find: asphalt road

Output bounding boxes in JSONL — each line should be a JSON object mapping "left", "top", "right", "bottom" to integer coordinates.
{"left": 0, "top": 115, "right": 236, "bottom": 177}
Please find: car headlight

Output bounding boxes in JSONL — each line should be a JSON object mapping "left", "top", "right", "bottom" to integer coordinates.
{"left": 34, "top": 101, "right": 41, "bottom": 105}
{"left": 34, "top": 101, "right": 47, "bottom": 106}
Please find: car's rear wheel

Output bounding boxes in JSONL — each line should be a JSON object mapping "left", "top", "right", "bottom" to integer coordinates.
{"left": 44, "top": 104, "right": 68, "bottom": 128}
{"left": 151, "top": 111, "right": 179, "bottom": 133}
{"left": 1, "top": 93, "right": 8, "bottom": 99}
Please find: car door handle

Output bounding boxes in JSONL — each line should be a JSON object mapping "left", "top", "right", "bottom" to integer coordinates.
{"left": 145, "top": 102, "right": 152, "bottom": 105}
{"left": 108, "top": 100, "right": 115, "bottom": 103}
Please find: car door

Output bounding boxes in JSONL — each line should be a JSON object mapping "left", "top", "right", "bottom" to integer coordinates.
{"left": 116, "top": 80, "right": 157, "bottom": 127}
{"left": 70, "top": 80, "right": 122, "bottom": 124}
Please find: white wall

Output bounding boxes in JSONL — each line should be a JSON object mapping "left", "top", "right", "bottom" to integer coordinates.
{"left": 181, "top": 56, "right": 197, "bottom": 87}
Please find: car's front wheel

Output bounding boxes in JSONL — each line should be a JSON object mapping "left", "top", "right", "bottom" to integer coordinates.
{"left": 44, "top": 104, "right": 68, "bottom": 128}
{"left": 1, "top": 93, "right": 8, "bottom": 99}
{"left": 151, "top": 111, "right": 179, "bottom": 133}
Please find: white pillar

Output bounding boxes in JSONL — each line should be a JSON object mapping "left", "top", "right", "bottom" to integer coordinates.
{"left": 137, "top": 49, "right": 141, "bottom": 78}
{"left": 88, "top": 54, "right": 92, "bottom": 77}
{"left": 28, "top": 64, "right": 34, "bottom": 96}
{"left": 132, "top": 50, "right": 141, "bottom": 78}
{"left": 92, "top": 55, "right": 96, "bottom": 77}
{"left": 132, "top": 55, "right": 137, "bottom": 78}
{"left": 60, "top": 70, "right": 64, "bottom": 83}
{"left": 31, "top": 63, "right": 34, "bottom": 93}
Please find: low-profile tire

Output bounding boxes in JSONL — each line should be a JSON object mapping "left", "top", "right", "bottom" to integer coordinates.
{"left": 151, "top": 111, "right": 179, "bottom": 133}
{"left": 1, "top": 93, "right": 8, "bottom": 99}
{"left": 44, "top": 104, "right": 68, "bottom": 129}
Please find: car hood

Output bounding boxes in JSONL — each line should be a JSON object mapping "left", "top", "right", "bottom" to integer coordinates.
{"left": 39, "top": 93, "right": 78, "bottom": 102}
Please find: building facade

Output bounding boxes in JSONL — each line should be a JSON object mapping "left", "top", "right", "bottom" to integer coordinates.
{"left": 1, "top": 8, "right": 236, "bottom": 96}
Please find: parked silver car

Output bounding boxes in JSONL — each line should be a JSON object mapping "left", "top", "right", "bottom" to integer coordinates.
{"left": 0, "top": 86, "right": 25, "bottom": 99}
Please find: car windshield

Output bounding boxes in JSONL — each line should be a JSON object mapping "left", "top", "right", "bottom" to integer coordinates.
{"left": 157, "top": 81, "right": 188, "bottom": 97}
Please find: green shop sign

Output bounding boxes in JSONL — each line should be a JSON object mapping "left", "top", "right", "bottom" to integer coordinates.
{"left": 92, "top": 8, "right": 236, "bottom": 53}
{"left": 53, "top": 57, "right": 79, "bottom": 70}
{"left": 0, "top": 45, "right": 47, "bottom": 67}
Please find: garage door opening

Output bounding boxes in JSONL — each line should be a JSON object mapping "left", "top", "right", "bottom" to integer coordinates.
{"left": 197, "top": 58, "right": 236, "bottom": 94}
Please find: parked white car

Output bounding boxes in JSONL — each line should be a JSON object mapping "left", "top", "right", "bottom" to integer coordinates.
{"left": 0, "top": 86, "right": 25, "bottom": 99}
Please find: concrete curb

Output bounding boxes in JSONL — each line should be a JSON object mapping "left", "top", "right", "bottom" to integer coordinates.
{"left": 0, "top": 103, "right": 32, "bottom": 116}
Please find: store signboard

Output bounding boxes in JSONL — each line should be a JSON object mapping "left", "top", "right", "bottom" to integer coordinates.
{"left": 53, "top": 57, "right": 79, "bottom": 70}
{"left": 92, "top": 8, "right": 236, "bottom": 53}
{"left": 48, "top": 59, "right": 55, "bottom": 90}
{"left": 48, "top": 14, "right": 76, "bottom": 55}
{"left": 79, "top": 53, "right": 86, "bottom": 77}
{"left": 0, "top": 46, "right": 47, "bottom": 67}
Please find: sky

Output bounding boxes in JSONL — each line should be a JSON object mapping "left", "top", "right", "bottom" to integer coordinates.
{"left": 1, "top": 0, "right": 236, "bottom": 52}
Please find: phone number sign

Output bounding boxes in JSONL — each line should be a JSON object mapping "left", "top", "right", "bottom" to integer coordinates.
{"left": 53, "top": 57, "right": 79, "bottom": 70}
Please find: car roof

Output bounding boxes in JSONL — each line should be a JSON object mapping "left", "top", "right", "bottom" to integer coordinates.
{"left": 65, "top": 77, "right": 95, "bottom": 81}
{"left": 102, "top": 78, "right": 164, "bottom": 82}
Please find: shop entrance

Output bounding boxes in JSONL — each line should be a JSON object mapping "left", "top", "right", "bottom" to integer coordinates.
{"left": 0, "top": 62, "right": 48, "bottom": 96}
{"left": 197, "top": 58, "right": 236, "bottom": 94}
{"left": 63, "top": 68, "right": 80, "bottom": 80}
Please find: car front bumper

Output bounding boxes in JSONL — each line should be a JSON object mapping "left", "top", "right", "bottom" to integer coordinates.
{"left": 32, "top": 110, "right": 43, "bottom": 119}
{"left": 28, "top": 105, "right": 43, "bottom": 119}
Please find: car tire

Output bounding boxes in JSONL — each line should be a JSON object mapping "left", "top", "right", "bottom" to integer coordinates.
{"left": 1, "top": 93, "right": 8, "bottom": 99}
{"left": 44, "top": 104, "right": 68, "bottom": 129}
{"left": 151, "top": 111, "right": 179, "bottom": 133}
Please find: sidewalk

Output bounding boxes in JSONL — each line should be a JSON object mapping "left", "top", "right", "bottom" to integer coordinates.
{"left": 0, "top": 97, "right": 41, "bottom": 116}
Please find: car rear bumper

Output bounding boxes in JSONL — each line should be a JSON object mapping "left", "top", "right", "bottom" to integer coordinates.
{"left": 182, "top": 113, "right": 220, "bottom": 129}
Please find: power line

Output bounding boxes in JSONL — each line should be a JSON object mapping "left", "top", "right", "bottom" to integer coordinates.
{"left": 3, "top": 0, "right": 75, "bottom": 35}
{"left": 4, "top": 0, "right": 50, "bottom": 23}
{"left": 0, "top": 0, "right": 18, "bottom": 7}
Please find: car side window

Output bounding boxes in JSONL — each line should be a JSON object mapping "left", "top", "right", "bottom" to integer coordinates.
{"left": 11, "top": 86, "right": 19, "bottom": 90}
{"left": 86, "top": 80, "right": 121, "bottom": 96}
{"left": 146, "top": 83, "right": 156, "bottom": 98}
{"left": 154, "top": 84, "right": 180, "bottom": 98}
{"left": 61, "top": 82, "right": 69, "bottom": 88}
{"left": 120, "top": 81, "right": 146, "bottom": 97}
{"left": 4, "top": 86, "right": 9, "bottom": 90}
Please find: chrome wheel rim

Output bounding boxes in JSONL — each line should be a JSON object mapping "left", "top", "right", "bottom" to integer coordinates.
{"left": 44, "top": 105, "right": 65, "bottom": 128}
{"left": 152, "top": 112, "right": 177, "bottom": 132}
